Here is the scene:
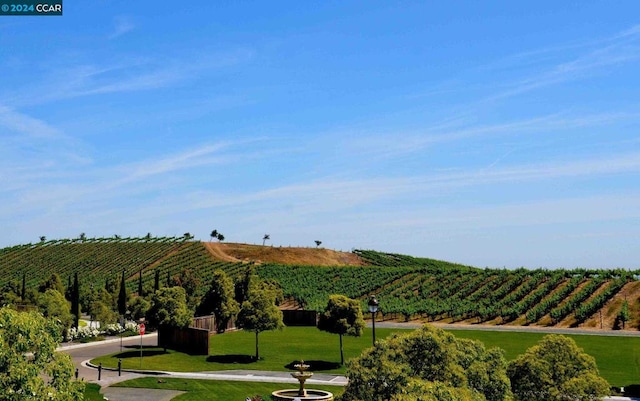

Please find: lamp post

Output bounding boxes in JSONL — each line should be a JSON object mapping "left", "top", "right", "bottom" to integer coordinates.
{"left": 368, "top": 295, "right": 379, "bottom": 346}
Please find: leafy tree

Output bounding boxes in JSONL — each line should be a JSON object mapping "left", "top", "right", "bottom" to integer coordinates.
{"left": 0, "top": 281, "right": 21, "bottom": 306}
{"left": 0, "top": 307, "right": 85, "bottom": 400}
{"left": 39, "top": 235, "right": 46, "bottom": 242}
{"left": 90, "top": 300, "right": 118, "bottom": 326}
{"left": 317, "top": 294, "right": 366, "bottom": 365}
{"left": 339, "top": 324, "right": 510, "bottom": 401}
{"left": 129, "top": 296, "right": 151, "bottom": 322}
{"left": 210, "top": 229, "right": 218, "bottom": 241}
{"left": 147, "top": 286, "right": 192, "bottom": 331}
{"left": 196, "top": 270, "right": 239, "bottom": 333}
{"left": 183, "top": 232, "right": 193, "bottom": 239}
{"left": 315, "top": 240, "right": 322, "bottom": 248}
{"left": 39, "top": 273, "right": 65, "bottom": 295}
{"left": 262, "top": 234, "right": 270, "bottom": 246}
{"left": 117, "top": 270, "right": 127, "bottom": 316}
{"left": 217, "top": 233, "right": 225, "bottom": 242}
{"left": 79, "top": 232, "right": 86, "bottom": 241}
{"left": 236, "top": 289, "right": 284, "bottom": 360}
{"left": 171, "top": 267, "right": 201, "bottom": 308}
{"left": 37, "top": 289, "right": 74, "bottom": 338}
{"left": 234, "top": 266, "right": 255, "bottom": 305}
{"left": 507, "top": 334, "right": 609, "bottom": 401}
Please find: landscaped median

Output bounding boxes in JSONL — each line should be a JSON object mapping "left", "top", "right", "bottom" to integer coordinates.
{"left": 88, "top": 325, "right": 640, "bottom": 388}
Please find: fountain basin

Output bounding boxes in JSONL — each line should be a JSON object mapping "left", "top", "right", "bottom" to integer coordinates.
{"left": 271, "top": 389, "right": 334, "bottom": 400}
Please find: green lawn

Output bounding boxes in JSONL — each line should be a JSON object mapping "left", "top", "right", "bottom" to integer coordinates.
{"left": 92, "top": 326, "right": 640, "bottom": 387}
{"left": 111, "top": 377, "right": 343, "bottom": 401}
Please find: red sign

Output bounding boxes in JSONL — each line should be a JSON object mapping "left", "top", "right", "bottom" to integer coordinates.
{"left": 139, "top": 323, "right": 145, "bottom": 335}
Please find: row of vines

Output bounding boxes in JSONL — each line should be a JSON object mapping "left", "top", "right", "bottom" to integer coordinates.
{"left": 0, "top": 241, "right": 634, "bottom": 327}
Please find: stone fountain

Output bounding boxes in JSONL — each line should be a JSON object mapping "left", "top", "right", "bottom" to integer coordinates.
{"left": 271, "top": 360, "right": 334, "bottom": 401}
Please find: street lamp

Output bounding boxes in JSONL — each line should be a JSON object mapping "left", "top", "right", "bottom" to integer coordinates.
{"left": 368, "top": 295, "right": 379, "bottom": 346}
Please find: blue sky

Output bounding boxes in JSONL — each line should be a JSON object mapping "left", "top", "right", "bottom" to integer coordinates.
{"left": 1, "top": 2, "right": 639, "bottom": 269}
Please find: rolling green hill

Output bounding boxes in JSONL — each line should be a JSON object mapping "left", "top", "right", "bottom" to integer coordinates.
{"left": 1, "top": 237, "right": 637, "bottom": 330}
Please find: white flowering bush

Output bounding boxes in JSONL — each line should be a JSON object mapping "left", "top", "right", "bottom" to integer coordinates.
{"left": 68, "top": 326, "right": 101, "bottom": 340}
{"left": 68, "top": 320, "right": 140, "bottom": 341}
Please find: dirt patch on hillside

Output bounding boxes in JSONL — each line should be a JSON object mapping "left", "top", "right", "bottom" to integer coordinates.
{"left": 203, "top": 242, "right": 366, "bottom": 266}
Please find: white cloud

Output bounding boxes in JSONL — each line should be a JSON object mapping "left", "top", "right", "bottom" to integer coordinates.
{"left": 109, "top": 16, "right": 135, "bottom": 39}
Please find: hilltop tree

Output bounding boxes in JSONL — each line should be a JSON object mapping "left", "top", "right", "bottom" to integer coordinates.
{"left": 79, "top": 232, "right": 86, "bottom": 241}
{"left": 236, "top": 288, "right": 284, "bottom": 360}
{"left": 339, "top": 324, "right": 510, "bottom": 401}
{"left": 315, "top": 240, "right": 322, "bottom": 248}
{"left": 210, "top": 230, "right": 218, "bottom": 241}
{"left": 317, "top": 294, "right": 366, "bottom": 365}
{"left": 40, "top": 235, "right": 46, "bottom": 242}
{"left": 508, "top": 334, "right": 609, "bottom": 401}
{"left": 183, "top": 232, "right": 193, "bottom": 240}
{"left": 217, "top": 233, "right": 225, "bottom": 242}
{"left": 262, "top": 234, "right": 270, "bottom": 246}
{"left": 0, "top": 307, "right": 85, "bottom": 400}
{"left": 196, "top": 270, "right": 239, "bottom": 333}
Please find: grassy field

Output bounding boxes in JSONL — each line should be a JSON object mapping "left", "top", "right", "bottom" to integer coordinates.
{"left": 92, "top": 326, "right": 640, "bottom": 387}
{"left": 111, "top": 377, "right": 343, "bottom": 401}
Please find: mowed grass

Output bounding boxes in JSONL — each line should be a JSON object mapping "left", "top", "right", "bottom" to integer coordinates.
{"left": 92, "top": 326, "right": 640, "bottom": 387}
{"left": 111, "top": 377, "right": 343, "bottom": 401}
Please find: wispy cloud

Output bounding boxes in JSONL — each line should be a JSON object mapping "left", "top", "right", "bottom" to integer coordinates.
{"left": 0, "top": 104, "right": 62, "bottom": 139}
{"left": 487, "top": 25, "right": 640, "bottom": 101}
{"left": 109, "top": 16, "right": 135, "bottom": 39}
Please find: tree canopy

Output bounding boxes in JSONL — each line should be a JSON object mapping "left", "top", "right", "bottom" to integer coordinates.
{"left": 147, "top": 286, "right": 192, "bottom": 330}
{"left": 236, "top": 288, "right": 284, "bottom": 359}
{"left": 317, "top": 294, "right": 365, "bottom": 365}
{"left": 338, "top": 324, "right": 510, "bottom": 401}
{"left": 196, "top": 269, "right": 239, "bottom": 333}
{"left": 0, "top": 307, "right": 84, "bottom": 400}
{"left": 507, "top": 334, "right": 609, "bottom": 401}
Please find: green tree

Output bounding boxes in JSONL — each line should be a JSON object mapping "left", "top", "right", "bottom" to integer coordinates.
{"left": 138, "top": 269, "right": 143, "bottom": 297}
{"left": 154, "top": 268, "right": 160, "bottom": 292}
{"left": 39, "top": 273, "right": 65, "bottom": 295}
{"left": 317, "top": 294, "right": 366, "bottom": 365}
{"left": 71, "top": 272, "right": 80, "bottom": 329}
{"left": 36, "top": 289, "right": 74, "bottom": 339}
{"left": 0, "top": 307, "right": 84, "bottom": 400}
{"left": 147, "top": 286, "right": 192, "bottom": 331}
{"left": 90, "top": 300, "right": 118, "bottom": 326}
{"left": 196, "top": 270, "right": 239, "bottom": 333}
{"left": 339, "top": 325, "right": 510, "bottom": 401}
{"left": 129, "top": 296, "right": 151, "bottom": 322}
{"left": 117, "top": 270, "right": 127, "bottom": 316}
{"left": 236, "top": 289, "right": 284, "bottom": 360}
{"left": 507, "top": 334, "right": 609, "bottom": 401}
{"left": 0, "top": 281, "right": 21, "bottom": 306}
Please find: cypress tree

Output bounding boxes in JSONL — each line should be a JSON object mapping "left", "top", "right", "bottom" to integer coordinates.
{"left": 118, "top": 270, "right": 127, "bottom": 316}
{"left": 154, "top": 269, "right": 160, "bottom": 292}
{"left": 71, "top": 272, "right": 80, "bottom": 328}
{"left": 138, "top": 270, "right": 143, "bottom": 297}
{"left": 21, "top": 273, "right": 26, "bottom": 301}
